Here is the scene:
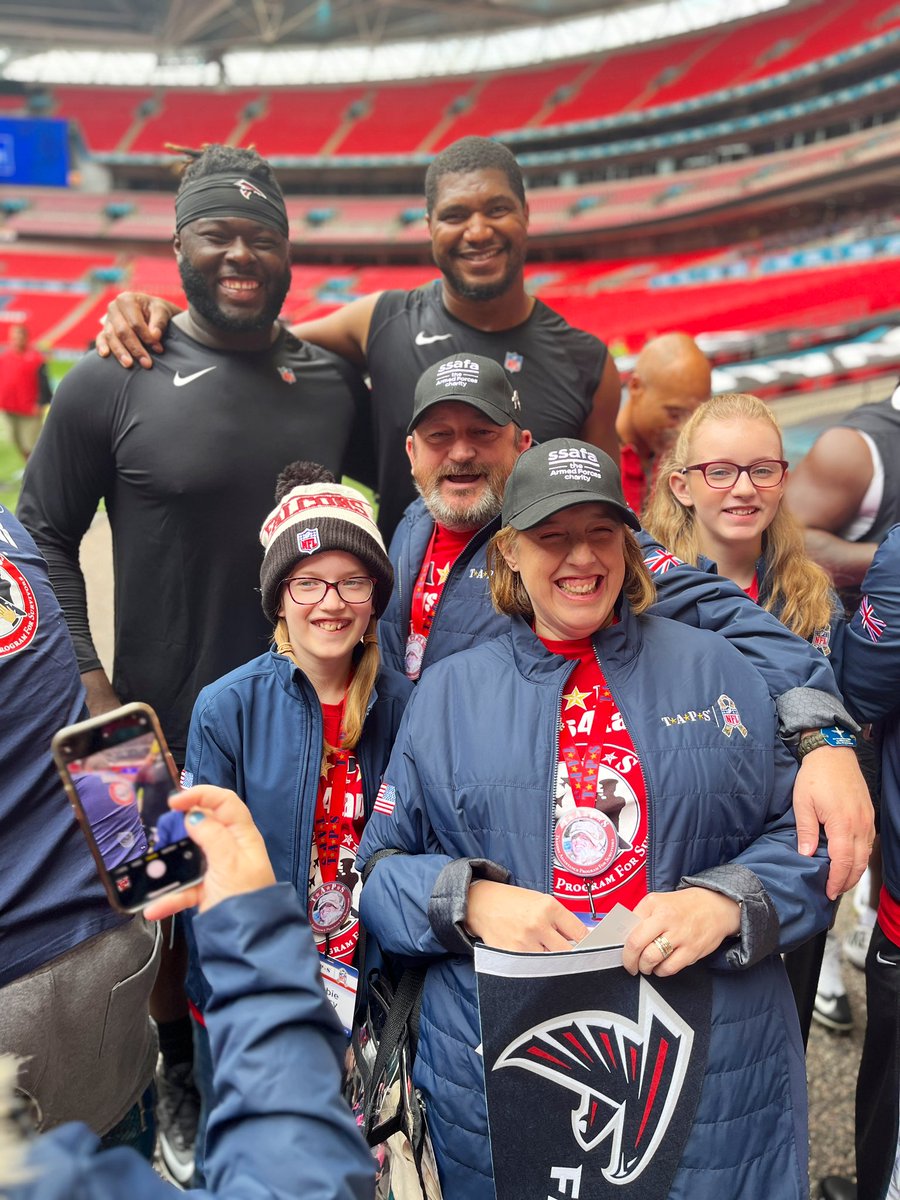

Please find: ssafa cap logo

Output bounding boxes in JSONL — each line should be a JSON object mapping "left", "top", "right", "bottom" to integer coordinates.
{"left": 236, "top": 178, "right": 268, "bottom": 201}
{"left": 0, "top": 553, "right": 38, "bottom": 658}
{"left": 493, "top": 978, "right": 694, "bottom": 1184}
{"left": 297, "top": 528, "right": 321, "bottom": 554}
{"left": 435, "top": 358, "right": 480, "bottom": 390}
{"left": 547, "top": 445, "right": 603, "bottom": 484}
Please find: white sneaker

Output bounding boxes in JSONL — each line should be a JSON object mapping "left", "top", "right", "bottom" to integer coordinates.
{"left": 813, "top": 932, "right": 854, "bottom": 1033}
{"left": 853, "top": 869, "right": 872, "bottom": 917}
{"left": 844, "top": 914, "right": 876, "bottom": 971}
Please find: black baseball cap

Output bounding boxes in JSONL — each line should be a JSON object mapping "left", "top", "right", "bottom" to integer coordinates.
{"left": 502, "top": 438, "right": 640, "bottom": 531}
{"left": 408, "top": 354, "right": 523, "bottom": 433}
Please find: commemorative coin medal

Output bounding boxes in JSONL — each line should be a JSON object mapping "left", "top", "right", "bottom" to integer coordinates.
{"left": 308, "top": 879, "right": 353, "bottom": 936}
{"left": 475, "top": 944, "right": 712, "bottom": 1200}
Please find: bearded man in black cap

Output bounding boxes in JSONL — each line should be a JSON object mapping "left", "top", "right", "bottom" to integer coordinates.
{"left": 17, "top": 143, "right": 368, "bottom": 1184}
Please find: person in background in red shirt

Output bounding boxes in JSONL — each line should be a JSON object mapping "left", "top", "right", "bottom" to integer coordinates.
{"left": 0, "top": 324, "right": 51, "bottom": 462}
{"left": 616, "top": 332, "right": 711, "bottom": 515}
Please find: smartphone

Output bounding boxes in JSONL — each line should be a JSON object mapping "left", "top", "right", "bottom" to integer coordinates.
{"left": 52, "top": 702, "right": 206, "bottom": 913}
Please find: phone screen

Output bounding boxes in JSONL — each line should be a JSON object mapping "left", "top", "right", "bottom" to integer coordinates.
{"left": 56, "top": 706, "right": 203, "bottom": 910}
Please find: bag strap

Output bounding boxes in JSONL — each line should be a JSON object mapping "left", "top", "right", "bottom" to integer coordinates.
{"left": 361, "top": 845, "right": 406, "bottom": 884}
{"left": 368, "top": 964, "right": 426, "bottom": 1097}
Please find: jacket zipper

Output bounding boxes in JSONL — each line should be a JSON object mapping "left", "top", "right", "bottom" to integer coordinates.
{"left": 591, "top": 639, "right": 654, "bottom": 893}
{"left": 294, "top": 675, "right": 322, "bottom": 893}
{"left": 546, "top": 660, "right": 577, "bottom": 895}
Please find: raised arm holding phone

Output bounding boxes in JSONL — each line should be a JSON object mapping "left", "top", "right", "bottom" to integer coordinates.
{"left": 4, "top": 786, "right": 375, "bottom": 1200}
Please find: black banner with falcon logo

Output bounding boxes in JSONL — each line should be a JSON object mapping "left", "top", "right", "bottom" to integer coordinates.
{"left": 475, "top": 943, "right": 712, "bottom": 1199}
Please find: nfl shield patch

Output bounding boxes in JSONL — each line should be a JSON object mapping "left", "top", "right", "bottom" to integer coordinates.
{"left": 298, "top": 528, "right": 321, "bottom": 554}
{"left": 504, "top": 351, "right": 523, "bottom": 373}
{"left": 278, "top": 365, "right": 297, "bottom": 384}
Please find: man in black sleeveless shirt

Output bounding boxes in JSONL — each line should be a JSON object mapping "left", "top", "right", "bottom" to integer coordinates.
{"left": 788, "top": 381, "right": 900, "bottom": 606}
{"left": 98, "top": 137, "right": 620, "bottom": 541}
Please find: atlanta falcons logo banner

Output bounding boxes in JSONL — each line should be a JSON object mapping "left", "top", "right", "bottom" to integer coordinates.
{"left": 475, "top": 943, "right": 712, "bottom": 1199}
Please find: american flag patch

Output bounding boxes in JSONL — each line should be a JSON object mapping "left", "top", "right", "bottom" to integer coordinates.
{"left": 859, "top": 595, "right": 886, "bottom": 643}
{"left": 644, "top": 548, "right": 683, "bottom": 574}
{"left": 373, "top": 781, "right": 397, "bottom": 816}
{"left": 180, "top": 769, "right": 194, "bottom": 788}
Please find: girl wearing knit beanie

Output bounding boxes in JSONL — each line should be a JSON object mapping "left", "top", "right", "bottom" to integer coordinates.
{"left": 179, "top": 461, "right": 413, "bottom": 1180}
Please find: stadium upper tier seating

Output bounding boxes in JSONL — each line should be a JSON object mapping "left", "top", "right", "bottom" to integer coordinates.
{"left": 35, "top": 0, "right": 900, "bottom": 158}
{"left": 0, "top": 124, "right": 892, "bottom": 247}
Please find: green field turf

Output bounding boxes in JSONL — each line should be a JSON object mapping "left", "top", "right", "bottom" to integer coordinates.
{"left": 0, "top": 433, "right": 24, "bottom": 513}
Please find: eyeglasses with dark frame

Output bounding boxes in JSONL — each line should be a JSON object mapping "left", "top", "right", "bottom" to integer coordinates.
{"left": 680, "top": 459, "right": 788, "bottom": 489}
{"left": 283, "top": 576, "right": 376, "bottom": 605}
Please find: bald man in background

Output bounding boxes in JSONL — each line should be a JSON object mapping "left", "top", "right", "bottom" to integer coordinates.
{"left": 616, "top": 332, "right": 712, "bottom": 514}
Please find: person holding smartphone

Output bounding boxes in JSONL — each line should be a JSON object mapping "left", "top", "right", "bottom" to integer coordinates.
{"left": 2, "top": 785, "right": 374, "bottom": 1200}
{"left": 180, "top": 460, "right": 412, "bottom": 1178}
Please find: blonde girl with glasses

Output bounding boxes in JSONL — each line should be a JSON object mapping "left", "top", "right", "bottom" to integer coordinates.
{"left": 643, "top": 392, "right": 839, "bottom": 647}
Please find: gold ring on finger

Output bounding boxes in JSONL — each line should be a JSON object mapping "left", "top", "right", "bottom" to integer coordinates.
{"left": 653, "top": 934, "right": 674, "bottom": 959}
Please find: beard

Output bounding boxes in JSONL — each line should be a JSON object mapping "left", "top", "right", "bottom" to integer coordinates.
{"left": 179, "top": 257, "right": 292, "bottom": 334}
{"left": 413, "top": 460, "right": 509, "bottom": 530}
{"left": 436, "top": 241, "right": 525, "bottom": 303}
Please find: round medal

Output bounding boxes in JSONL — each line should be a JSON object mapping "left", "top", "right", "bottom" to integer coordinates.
{"left": 554, "top": 807, "right": 618, "bottom": 877}
{"left": 404, "top": 631, "right": 427, "bottom": 680}
{"left": 308, "top": 880, "right": 353, "bottom": 935}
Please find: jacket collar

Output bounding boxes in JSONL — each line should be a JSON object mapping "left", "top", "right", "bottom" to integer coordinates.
{"left": 508, "top": 598, "right": 644, "bottom": 683}
{"left": 697, "top": 550, "right": 766, "bottom": 597}
{"left": 268, "top": 642, "right": 380, "bottom": 713}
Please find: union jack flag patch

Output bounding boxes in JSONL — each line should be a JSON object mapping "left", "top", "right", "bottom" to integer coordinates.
{"left": 373, "top": 781, "right": 397, "bottom": 816}
{"left": 644, "top": 548, "right": 683, "bottom": 575}
{"left": 859, "top": 595, "right": 887, "bottom": 643}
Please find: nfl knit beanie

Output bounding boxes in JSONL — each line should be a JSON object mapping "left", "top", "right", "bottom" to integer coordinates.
{"left": 259, "top": 461, "right": 393, "bottom": 622}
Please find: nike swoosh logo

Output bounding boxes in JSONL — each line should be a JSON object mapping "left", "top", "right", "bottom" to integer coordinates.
{"left": 415, "top": 331, "right": 453, "bottom": 346}
{"left": 173, "top": 367, "right": 217, "bottom": 387}
{"left": 876, "top": 951, "right": 899, "bottom": 966}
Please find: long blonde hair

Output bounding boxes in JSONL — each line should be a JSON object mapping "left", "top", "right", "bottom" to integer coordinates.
{"left": 487, "top": 523, "right": 656, "bottom": 620}
{"left": 642, "top": 392, "right": 833, "bottom": 638}
{"left": 274, "top": 616, "right": 380, "bottom": 763}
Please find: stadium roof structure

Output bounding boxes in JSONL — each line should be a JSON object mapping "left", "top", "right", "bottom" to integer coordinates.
{"left": 0, "top": 1, "right": 632, "bottom": 50}
{"left": 0, "top": 0, "right": 787, "bottom": 84}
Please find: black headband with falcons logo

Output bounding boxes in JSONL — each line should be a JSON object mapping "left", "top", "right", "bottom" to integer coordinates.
{"left": 175, "top": 174, "right": 290, "bottom": 237}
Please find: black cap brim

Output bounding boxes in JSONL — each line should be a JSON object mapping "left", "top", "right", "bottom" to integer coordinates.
{"left": 407, "top": 394, "right": 516, "bottom": 435}
{"left": 507, "top": 490, "right": 641, "bottom": 532}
